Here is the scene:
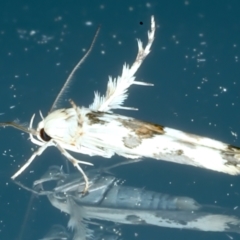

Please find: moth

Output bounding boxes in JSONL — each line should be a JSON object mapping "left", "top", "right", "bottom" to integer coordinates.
{"left": 1, "top": 16, "right": 240, "bottom": 192}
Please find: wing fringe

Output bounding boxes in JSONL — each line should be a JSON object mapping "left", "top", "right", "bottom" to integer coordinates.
{"left": 89, "top": 16, "right": 156, "bottom": 112}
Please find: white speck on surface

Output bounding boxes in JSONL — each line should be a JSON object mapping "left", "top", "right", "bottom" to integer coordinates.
{"left": 146, "top": 2, "right": 151, "bottom": 8}
{"left": 29, "top": 30, "right": 36, "bottom": 36}
{"left": 231, "top": 131, "right": 238, "bottom": 138}
{"left": 85, "top": 21, "right": 93, "bottom": 26}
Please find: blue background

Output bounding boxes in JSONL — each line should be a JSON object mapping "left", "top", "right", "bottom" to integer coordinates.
{"left": 0, "top": 0, "right": 240, "bottom": 239}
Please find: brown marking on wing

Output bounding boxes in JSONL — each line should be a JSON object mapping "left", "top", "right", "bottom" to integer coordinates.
{"left": 86, "top": 112, "right": 106, "bottom": 125}
{"left": 222, "top": 145, "right": 240, "bottom": 169}
{"left": 119, "top": 118, "right": 165, "bottom": 139}
{"left": 176, "top": 149, "right": 184, "bottom": 155}
{"left": 228, "top": 144, "right": 240, "bottom": 151}
{"left": 135, "top": 123, "right": 164, "bottom": 138}
{"left": 175, "top": 140, "right": 197, "bottom": 149}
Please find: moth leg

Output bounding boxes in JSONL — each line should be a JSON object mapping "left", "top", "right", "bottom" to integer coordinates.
{"left": 14, "top": 180, "right": 51, "bottom": 195}
{"left": 55, "top": 142, "right": 91, "bottom": 193}
{"left": 11, "top": 141, "right": 53, "bottom": 179}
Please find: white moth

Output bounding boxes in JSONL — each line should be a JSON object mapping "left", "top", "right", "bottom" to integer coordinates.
{"left": 1, "top": 16, "right": 240, "bottom": 192}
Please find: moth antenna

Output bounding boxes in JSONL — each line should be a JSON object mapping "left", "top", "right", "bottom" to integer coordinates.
{"left": 50, "top": 25, "right": 101, "bottom": 112}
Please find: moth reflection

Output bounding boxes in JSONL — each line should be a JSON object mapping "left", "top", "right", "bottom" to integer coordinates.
{"left": 20, "top": 166, "right": 240, "bottom": 239}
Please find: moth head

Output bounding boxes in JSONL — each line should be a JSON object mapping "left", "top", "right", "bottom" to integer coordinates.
{"left": 37, "top": 108, "right": 78, "bottom": 143}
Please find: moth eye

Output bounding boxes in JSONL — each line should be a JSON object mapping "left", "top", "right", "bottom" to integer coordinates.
{"left": 40, "top": 128, "right": 51, "bottom": 142}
